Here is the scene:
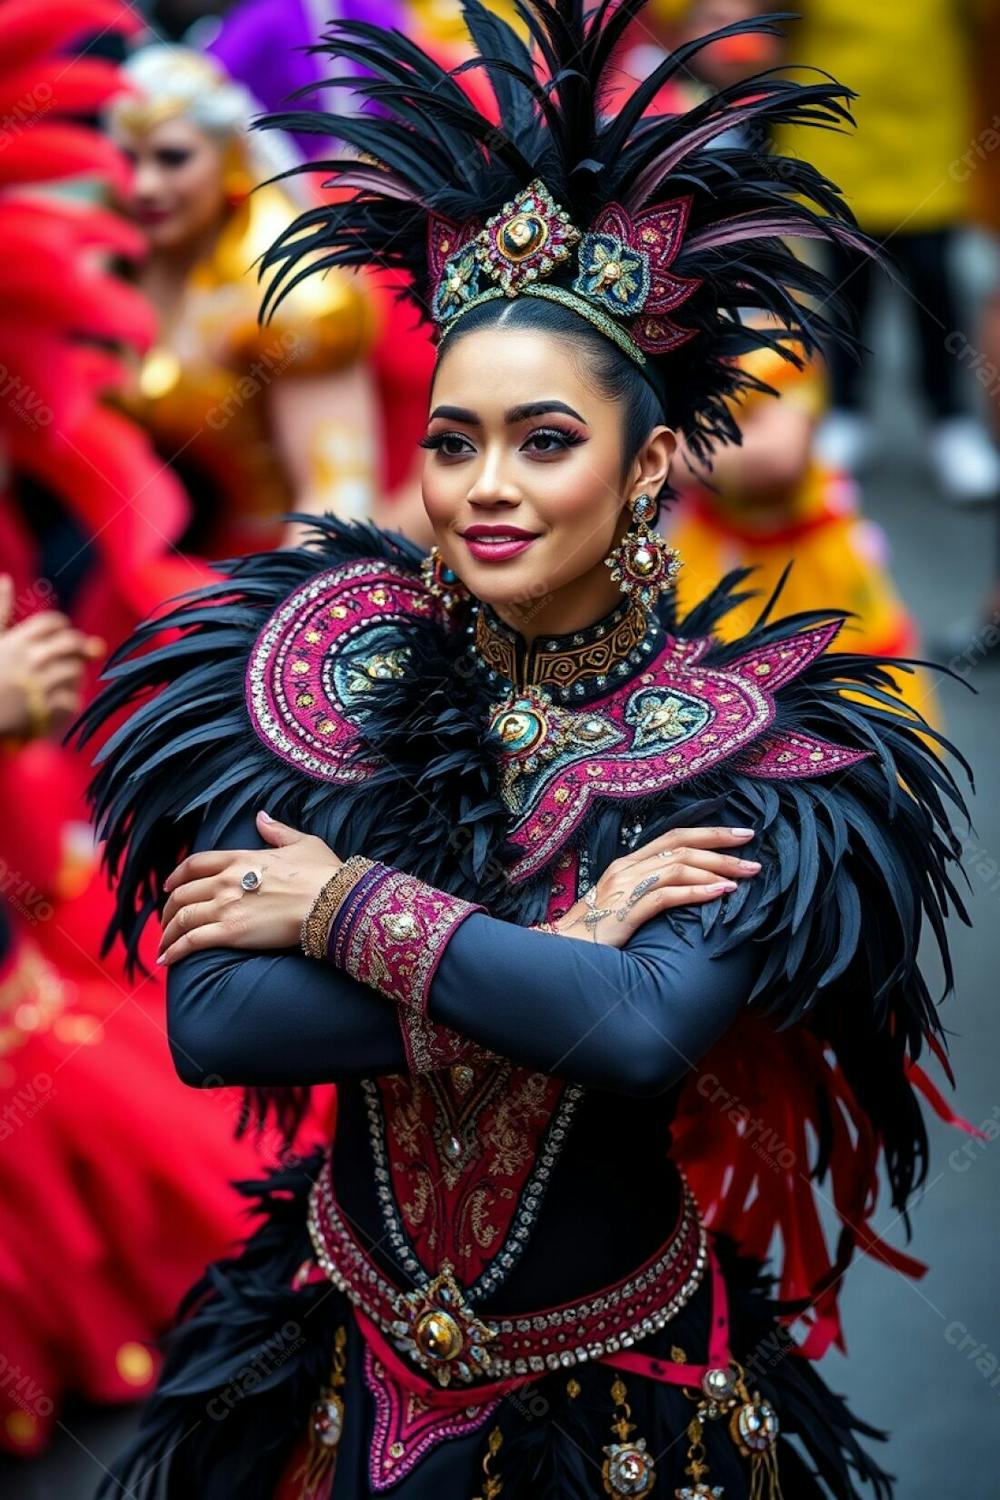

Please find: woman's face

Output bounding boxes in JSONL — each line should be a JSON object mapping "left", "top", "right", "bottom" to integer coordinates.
{"left": 120, "top": 117, "right": 228, "bottom": 252}
{"left": 422, "top": 327, "right": 672, "bottom": 626}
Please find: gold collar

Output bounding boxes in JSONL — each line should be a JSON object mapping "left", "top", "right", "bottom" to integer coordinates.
{"left": 473, "top": 597, "right": 653, "bottom": 699}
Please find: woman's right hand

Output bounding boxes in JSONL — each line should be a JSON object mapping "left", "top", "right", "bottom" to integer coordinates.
{"left": 0, "top": 577, "right": 104, "bottom": 741}
{"left": 550, "top": 826, "right": 760, "bottom": 946}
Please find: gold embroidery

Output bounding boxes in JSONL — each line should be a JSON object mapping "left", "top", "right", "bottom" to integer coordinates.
{"left": 475, "top": 598, "right": 648, "bottom": 693}
{"left": 485, "top": 1074, "right": 552, "bottom": 1178}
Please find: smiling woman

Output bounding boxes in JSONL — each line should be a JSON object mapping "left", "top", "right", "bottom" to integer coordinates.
{"left": 77, "top": 4, "right": 973, "bottom": 1498}
{"left": 420, "top": 322, "right": 674, "bottom": 630}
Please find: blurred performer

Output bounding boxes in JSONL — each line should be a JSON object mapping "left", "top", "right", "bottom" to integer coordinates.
{"left": 777, "top": 0, "right": 1000, "bottom": 505}
{"left": 615, "top": 2, "right": 938, "bottom": 713}
{"left": 669, "top": 338, "right": 940, "bottom": 717}
{"left": 0, "top": 586, "right": 267, "bottom": 1457}
{"left": 935, "top": 0, "right": 1000, "bottom": 663}
{"left": 108, "top": 45, "right": 380, "bottom": 558}
{"left": 0, "top": 1, "right": 270, "bottom": 1454}
{"left": 205, "top": 0, "right": 518, "bottom": 549}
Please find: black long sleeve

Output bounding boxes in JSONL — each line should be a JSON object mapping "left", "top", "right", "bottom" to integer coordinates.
{"left": 167, "top": 811, "right": 760, "bottom": 1095}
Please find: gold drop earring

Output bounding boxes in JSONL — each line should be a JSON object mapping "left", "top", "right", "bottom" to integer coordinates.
{"left": 605, "top": 492, "right": 681, "bottom": 610}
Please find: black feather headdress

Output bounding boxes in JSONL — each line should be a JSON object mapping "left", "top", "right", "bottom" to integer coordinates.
{"left": 258, "top": 0, "right": 869, "bottom": 460}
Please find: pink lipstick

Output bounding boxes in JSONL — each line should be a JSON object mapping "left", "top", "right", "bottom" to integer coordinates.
{"left": 459, "top": 525, "right": 540, "bottom": 563}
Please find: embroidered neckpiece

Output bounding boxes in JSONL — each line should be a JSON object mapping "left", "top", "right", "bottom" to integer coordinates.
{"left": 472, "top": 597, "right": 656, "bottom": 701}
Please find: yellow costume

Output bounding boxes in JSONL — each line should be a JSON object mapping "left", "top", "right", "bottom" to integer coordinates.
{"left": 774, "top": 0, "right": 973, "bottom": 234}
{"left": 668, "top": 347, "right": 940, "bottom": 721}
{"left": 124, "top": 184, "right": 377, "bottom": 558}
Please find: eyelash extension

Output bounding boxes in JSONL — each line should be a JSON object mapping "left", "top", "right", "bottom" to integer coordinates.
{"left": 525, "top": 426, "right": 586, "bottom": 449}
{"left": 418, "top": 426, "right": 586, "bottom": 451}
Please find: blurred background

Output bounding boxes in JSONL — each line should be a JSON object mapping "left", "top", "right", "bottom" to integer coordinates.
{"left": 0, "top": 0, "right": 998, "bottom": 1494}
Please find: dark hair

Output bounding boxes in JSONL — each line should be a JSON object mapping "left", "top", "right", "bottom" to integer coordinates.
{"left": 433, "top": 297, "right": 668, "bottom": 487}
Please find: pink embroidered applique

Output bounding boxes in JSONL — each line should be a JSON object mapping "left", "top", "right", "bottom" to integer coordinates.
{"left": 365, "top": 1346, "right": 500, "bottom": 1491}
{"left": 502, "top": 618, "right": 864, "bottom": 882}
{"left": 736, "top": 728, "right": 869, "bottom": 779}
{"left": 246, "top": 559, "right": 440, "bottom": 782}
{"left": 341, "top": 869, "right": 482, "bottom": 1013}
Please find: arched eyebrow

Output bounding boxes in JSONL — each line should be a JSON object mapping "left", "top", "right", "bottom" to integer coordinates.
{"left": 506, "top": 401, "right": 587, "bottom": 424}
{"left": 428, "top": 401, "right": 587, "bottom": 425}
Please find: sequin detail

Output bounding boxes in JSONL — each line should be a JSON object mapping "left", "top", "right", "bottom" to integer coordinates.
{"left": 365, "top": 1346, "right": 500, "bottom": 1490}
{"left": 308, "top": 1157, "right": 707, "bottom": 1384}
{"left": 245, "top": 559, "right": 438, "bottom": 782}
{"left": 492, "top": 618, "right": 866, "bottom": 882}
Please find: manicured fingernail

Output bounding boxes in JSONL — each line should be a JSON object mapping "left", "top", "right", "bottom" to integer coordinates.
{"left": 738, "top": 860, "right": 761, "bottom": 871}
{"left": 716, "top": 880, "right": 738, "bottom": 892}
{"left": 156, "top": 954, "right": 167, "bottom": 966}
{"left": 258, "top": 810, "right": 272, "bottom": 822}
{"left": 731, "top": 827, "right": 755, "bottom": 837}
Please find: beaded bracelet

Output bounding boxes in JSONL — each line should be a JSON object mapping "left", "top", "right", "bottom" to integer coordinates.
{"left": 328, "top": 861, "right": 392, "bottom": 968}
{"left": 300, "top": 857, "right": 375, "bottom": 960}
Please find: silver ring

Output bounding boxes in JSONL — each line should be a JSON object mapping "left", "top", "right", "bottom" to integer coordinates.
{"left": 240, "top": 868, "right": 263, "bottom": 893}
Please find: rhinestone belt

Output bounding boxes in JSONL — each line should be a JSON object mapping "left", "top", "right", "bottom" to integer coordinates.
{"left": 307, "top": 1155, "right": 707, "bottom": 1389}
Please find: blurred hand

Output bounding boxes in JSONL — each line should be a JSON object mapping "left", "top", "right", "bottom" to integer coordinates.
{"left": 551, "top": 826, "right": 760, "bottom": 947}
{"left": 0, "top": 579, "right": 104, "bottom": 741}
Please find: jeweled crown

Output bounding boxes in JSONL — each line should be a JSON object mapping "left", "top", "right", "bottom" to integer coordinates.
{"left": 428, "top": 178, "right": 701, "bottom": 365}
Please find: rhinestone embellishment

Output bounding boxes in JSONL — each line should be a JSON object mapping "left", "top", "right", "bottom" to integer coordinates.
{"left": 398, "top": 1263, "right": 495, "bottom": 1387}
{"left": 603, "top": 1438, "right": 656, "bottom": 1496}
{"left": 478, "top": 180, "right": 581, "bottom": 295}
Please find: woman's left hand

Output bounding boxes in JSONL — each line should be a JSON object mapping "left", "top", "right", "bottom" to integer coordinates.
{"left": 157, "top": 811, "right": 342, "bottom": 966}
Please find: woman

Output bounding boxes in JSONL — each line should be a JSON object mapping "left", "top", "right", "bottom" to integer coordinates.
{"left": 108, "top": 44, "right": 379, "bottom": 560}
{"left": 82, "top": 5, "right": 969, "bottom": 1496}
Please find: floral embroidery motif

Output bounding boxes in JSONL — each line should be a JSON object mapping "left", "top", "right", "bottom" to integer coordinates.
{"left": 574, "top": 231, "right": 651, "bottom": 316}
{"left": 588, "top": 198, "right": 702, "bottom": 354}
{"left": 431, "top": 243, "right": 481, "bottom": 321}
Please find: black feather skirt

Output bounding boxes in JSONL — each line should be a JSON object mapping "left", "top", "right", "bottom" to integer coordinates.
{"left": 98, "top": 1154, "right": 892, "bottom": 1500}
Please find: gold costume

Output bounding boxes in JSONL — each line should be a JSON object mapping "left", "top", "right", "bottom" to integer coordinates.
{"left": 125, "top": 185, "right": 377, "bottom": 557}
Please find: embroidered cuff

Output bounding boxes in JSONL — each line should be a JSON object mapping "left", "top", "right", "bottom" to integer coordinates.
{"left": 339, "top": 870, "right": 483, "bottom": 1008}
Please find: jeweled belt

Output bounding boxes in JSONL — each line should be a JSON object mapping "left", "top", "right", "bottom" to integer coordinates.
{"left": 307, "top": 1154, "right": 707, "bottom": 1389}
